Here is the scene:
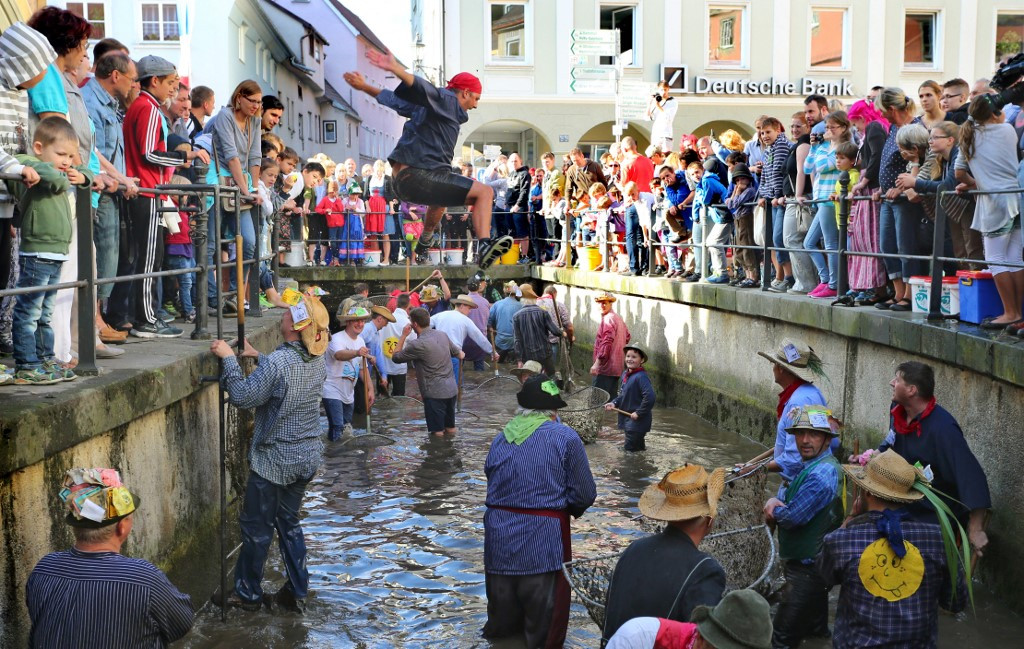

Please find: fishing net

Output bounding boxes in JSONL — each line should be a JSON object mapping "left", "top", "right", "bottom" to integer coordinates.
{"left": 562, "top": 524, "right": 777, "bottom": 630}
{"left": 337, "top": 432, "right": 396, "bottom": 450}
{"left": 560, "top": 386, "right": 611, "bottom": 444}
{"left": 565, "top": 467, "right": 777, "bottom": 629}
{"left": 368, "top": 294, "right": 391, "bottom": 307}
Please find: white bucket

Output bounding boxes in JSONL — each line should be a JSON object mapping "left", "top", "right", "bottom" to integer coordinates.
{"left": 284, "top": 245, "right": 305, "bottom": 268}
{"left": 443, "top": 248, "right": 464, "bottom": 266}
{"left": 427, "top": 249, "right": 442, "bottom": 265}
{"left": 364, "top": 250, "right": 382, "bottom": 266}
{"left": 940, "top": 277, "right": 960, "bottom": 316}
{"left": 908, "top": 277, "right": 930, "bottom": 313}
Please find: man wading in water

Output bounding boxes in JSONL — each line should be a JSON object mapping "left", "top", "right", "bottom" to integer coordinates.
{"left": 343, "top": 52, "right": 513, "bottom": 269}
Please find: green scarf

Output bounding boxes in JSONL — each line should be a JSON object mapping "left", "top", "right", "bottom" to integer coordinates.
{"left": 503, "top": 413, "right": 551, "bottom": 445}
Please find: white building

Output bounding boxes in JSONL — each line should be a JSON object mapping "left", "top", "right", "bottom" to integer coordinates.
{"left": 428, "top": 0, "right": 1024, "bottom": 166}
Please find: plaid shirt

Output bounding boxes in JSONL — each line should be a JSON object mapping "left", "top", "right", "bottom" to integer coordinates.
{"left": 220, "top": 342, "right": 327, "bottom": 486}
{"left": 818, "top": 511, "right": 966, "bottom": 649}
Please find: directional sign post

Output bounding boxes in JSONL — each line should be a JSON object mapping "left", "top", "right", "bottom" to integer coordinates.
{"left": 569, "top": 29, "right": 618, "bottom": 95}
{"left": 618, "top": 80, "right": 655, "bottom": 120}
{"left": 569, "top": 29, "right": 617, "bottom": 56}
{"left": 569, "top": 66, "right": 615, "bottom": 94}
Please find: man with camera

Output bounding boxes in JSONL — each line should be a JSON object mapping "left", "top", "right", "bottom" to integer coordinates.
{"left": 647, "top": 80, "right": 678, "bottom": 151}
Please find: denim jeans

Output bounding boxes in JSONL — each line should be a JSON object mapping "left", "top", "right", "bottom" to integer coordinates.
{"left": 93, "top": 194, "right": 119, "bottom": 300}
{"left": 878, "top": 200, "right": 919, "bottom": 280}
{"left": 624, "top": 207, "right": 646, "bottom": 273}
{"left": 13, "top": 255, "right": 63, "bottom": 370}
{"left": 327, "top": 225, "right": 344, "bottom": 264}
{"left": 208, "top": 206, "right": 256, "bottom": 305}
{"left": 164, "top": 254, "right": 196, "bottom": 316}
{"left": 804, "top": 202, "right": 839, "bottom": 288}
{"left": 772, "top": 205, "right": 788, "bottom": 264}
{"left": 323, "top": 397, "right": 354, "bottom": 441}
{"left": 233, "top": 471, "right": 312, "bottom": 604}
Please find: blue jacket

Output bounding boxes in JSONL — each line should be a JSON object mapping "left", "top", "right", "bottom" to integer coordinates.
{"left": 663, "top": 172, "right": 693, "bottom": 229}
{"left": 613, "top": 368, "right": 656, "bottom": 433}
{"left": 695, "top": 172, "right": 729, "bottom": 224}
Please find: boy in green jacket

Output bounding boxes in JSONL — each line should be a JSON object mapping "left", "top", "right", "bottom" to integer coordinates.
{"left": 7, "top": 116, "right": 93, "bottom": 385}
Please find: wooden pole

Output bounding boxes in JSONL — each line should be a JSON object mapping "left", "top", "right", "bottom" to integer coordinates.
{"left": 405, "top": 254, "right": 410, "bottom": 292}
{"left": 456, "top": 357, "right": 464, "bottom": 413}
{"left": 489, "top": 331, "right": 498, "bottom": 376}
{"left": 234, "top": 234, "right": 245, "bottom": 355}
{"left": 362, "top": 356, "right": 373, "bottom": 435}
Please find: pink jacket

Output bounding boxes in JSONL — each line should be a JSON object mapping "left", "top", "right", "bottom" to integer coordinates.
{"left": 593, "top": 310, "right": 630, "bottom": 376}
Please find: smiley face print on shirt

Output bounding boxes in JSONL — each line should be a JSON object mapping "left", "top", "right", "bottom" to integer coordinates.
{"left": 857, "top": 538, "right": 925, "bottom": 602}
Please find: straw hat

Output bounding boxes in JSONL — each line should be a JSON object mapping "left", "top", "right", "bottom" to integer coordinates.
{"left": 450, "top": 294, "right": 479, "bottom": 308}
{"left": 842, "top": 449, "right": 925, "bottom": 504}
{"left": 518, "top": 283, "right": 538, "bottom": 300}
{"left": 757, "top": 338, "right": 824, "bottom": 384}
{"left": 511, "top": 360, "right": 544, "bottom": 379}
{"left": 623, "top": 343, "right": 648, "bottom": 362}
{"left": 594, "top": 292, "right": 617, "bottom": 303}
{"left": 296, "top": 296, "right": 330, "bottom": 356}
{"left": 784, "top": 405, "right": 841, "bottom": 438}
{"left": 339, "top": 306, "right": 372, "bottom": 322}
{"left": 691, "top": 589, "right": 773, "bottom": 649}
{"left": 638, "top": 464, "right": 726, "bottom": 522}
{"left": 370, "top": 305, "right": 396, "bottom": 323}
{"left": 420, "top": 285, "right": 441, "bottom": 303}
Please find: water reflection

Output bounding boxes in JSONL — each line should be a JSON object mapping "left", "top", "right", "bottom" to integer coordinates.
{"left": 178, "top": 373, "right": 1023, "bottom": 648}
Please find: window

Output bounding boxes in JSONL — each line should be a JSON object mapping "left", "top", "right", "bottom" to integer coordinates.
{"left": 488, "top": 1, "right": 527, "bottom": 64}
{"left": 141, "top": 2, "right": 179, "bottom": 42}
{"left": 308, "top": 111, "right": 313, "bottom": 140}
{"left": 67, "top": 2, "right": 106, "bottom": 40}
{"left": 707, "top": 4, "right": 749, "bottom": 68}
{"left": 809, "top": 7, "right": 849, "bottom": 68}
{"left": 347, "top": 123, "right": 352, "bottom": 147}
{"left": 238, "top": 24, "right": 247, "bottom": 62}
{"left": 298, "top": 113, "right": 304, "bottom": 142}
{"left": 600, "top": 4, "right": 637, "bottom": 66}
{"left": 297, "top": 85, "right": 303, "bottom": 100}
{"left": 996, "top": 13, "right": 1024, "bottom": 65}
{"left": 904, "top": 12, "right": 937, "bottom": 68}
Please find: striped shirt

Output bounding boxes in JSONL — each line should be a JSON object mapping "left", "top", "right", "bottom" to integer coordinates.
{"left": 758, "top": 135, "right": 792, "bottom": 200}
{"left": 512, "top": 304, "right": 561, "bottom": 362}
{"left": 220, "top": 342, "right": 327, "bottom": 486}
{"left": 484, "top": 420, "right": 596, "bottom": 575}
{"left": 26, "top": 548, "right": 194, "bottom": 649}
{"left": 0, "top": 22, "right": 55, "bottom": 206}
{"left": 803, "top": 141, "right": 841, "bottom": 200}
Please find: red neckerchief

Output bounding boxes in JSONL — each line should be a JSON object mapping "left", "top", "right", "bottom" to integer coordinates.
{"left": 777, "top": 379, "right": 807, "bottom": 418}
{"left": 622, "top": 367, "right": 646, "bottom": 383}
{"left": 891, "top": 397, "right": 937, "bottom": 436}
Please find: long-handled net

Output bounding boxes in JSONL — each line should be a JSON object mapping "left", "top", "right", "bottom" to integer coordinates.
{"left": 560, "top": 386, "right": 611, "bottom": 444}
{"left": 562, "top": 523, "right": 776, "bottom": 630}
{"left": 368, "top": 294, "right": 391, "bottom": 307}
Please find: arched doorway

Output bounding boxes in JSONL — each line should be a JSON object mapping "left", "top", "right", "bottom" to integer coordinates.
{"left": 577, "top": 121, "right": 650, "bottom": 161}
{"left": 461, "top": 119, "right": 553, "bottom": 170}
{"left": 689, "top": 120, "right": 755, "bottom": 140}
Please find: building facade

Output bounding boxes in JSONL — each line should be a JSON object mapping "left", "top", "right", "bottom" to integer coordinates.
{"left": 432, "top": 0, "right": 1024, "bottom": 166}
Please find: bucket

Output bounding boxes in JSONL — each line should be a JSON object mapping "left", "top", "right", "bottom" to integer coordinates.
{"left": 498, "top": 246, "right": 520, "bottom": 265}
{"left": 443, "top": 248, "right": 464, "bottom": 266}
{"left": 940, "top": 276, "right": 959, "bottom": 316}
{"left": 577, "top": 246, "right": 602, "bottom": 271}
{"left": 957, "top": 270, "right": 1001, "bottom": 324}
{"left": 284, "top": 245, "right": 305, "bottom": 268}
{"left": 364, "top": 250, "right": 382, "bottom": 266}
{"left": 427, "top": 249, "right": 442, "bottom": 265}
{"left": 908, "top": 276, "right": 930, "bottom": 313}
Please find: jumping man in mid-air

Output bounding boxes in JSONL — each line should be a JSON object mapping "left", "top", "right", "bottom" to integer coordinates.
{"left": 343, "top": 51, "right": 513, "bottom": 269}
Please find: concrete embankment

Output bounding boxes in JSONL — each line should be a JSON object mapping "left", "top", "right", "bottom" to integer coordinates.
{"left": 0, "top": 315, "right": 283, "bottom": 647}
{"left": 537, "top": 266, "right": 1024, "bottom": 613}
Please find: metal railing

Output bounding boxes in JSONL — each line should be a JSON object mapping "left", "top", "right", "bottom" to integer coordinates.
{"left": 0, "top": 175, "right": 273, "bottom": 374}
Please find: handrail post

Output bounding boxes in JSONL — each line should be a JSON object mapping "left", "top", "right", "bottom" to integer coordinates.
{"left": 836, "top": 172, "right": 851, "bottom": 299}
{"left": 246, "top": 199, "right": 261, "bottom": 317}
{"left": 760, "top": 201, "right": 771, "bottom": 290}
{"left": 191, "top": 189, "right": 211, "bottom": 339}
{"left": 700, "top": 213, "right": 709, "bottom": 278}
{"left": 75, "top": 186, "right": 98, "bottom": 375}
{"left": 927, "top": 191, "right": 947, "bottom": 320}
{"left": 603, "top": 217, "right": 611, "bottom": 272}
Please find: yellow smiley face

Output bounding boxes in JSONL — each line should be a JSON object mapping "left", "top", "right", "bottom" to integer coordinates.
{"left": 383, "top": 336, "right": 399, "bottom": 359}
{"left": 857, "top": 538, "right": 925, "bottom": 602}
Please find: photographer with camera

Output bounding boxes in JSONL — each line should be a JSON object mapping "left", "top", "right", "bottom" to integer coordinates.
{"left": 646, "top": 80, "right": 678, "bottom": 151}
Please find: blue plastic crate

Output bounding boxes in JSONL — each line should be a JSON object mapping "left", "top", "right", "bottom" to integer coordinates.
{"left": 957, "top": 271, "right": 1001, "bottom": 324}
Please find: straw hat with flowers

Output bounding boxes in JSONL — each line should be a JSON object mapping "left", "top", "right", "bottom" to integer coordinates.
{"left": 842, "top": 449, "right": 925, "bottom": 504}
{"left": 638, "top": 464, "right": 727, "bottom": 522}
{"left": 758, "top": 338, "right": 826, "bottom": 384}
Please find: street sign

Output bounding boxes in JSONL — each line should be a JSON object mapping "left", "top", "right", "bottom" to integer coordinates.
{"left": 483, "top": 145, "right": 502, "bottom": 159}
{"left": 570, "top": 67, "right": 614, "bottom": 81}
{"left": 570, "top": 29, "right": 617, "bottom": 56}
{"left": 617, "top": 80, "right": 654, "bottom": 119}
{"left": 570, "top": 78, "right": 616, "bottom": 94}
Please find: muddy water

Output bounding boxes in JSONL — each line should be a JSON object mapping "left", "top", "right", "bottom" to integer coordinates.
{"left": 178, "top": 372, "right": 1023, "bottom": 649}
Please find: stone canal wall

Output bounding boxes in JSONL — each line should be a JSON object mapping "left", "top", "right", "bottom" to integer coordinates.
{"left": 537, "top": 267, "right": 1024, "bottom": 612}
{"left": 0, "top": 318, "right": 282, "bottom": 647}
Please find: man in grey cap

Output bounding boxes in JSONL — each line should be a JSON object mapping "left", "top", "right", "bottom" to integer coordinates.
{"left": 107, "top": 55, "right": 208, "bottom": 339}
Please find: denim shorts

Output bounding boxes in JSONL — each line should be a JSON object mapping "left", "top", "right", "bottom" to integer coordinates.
{"left": 423, "top": 396, "right": 456, "bottom": 433}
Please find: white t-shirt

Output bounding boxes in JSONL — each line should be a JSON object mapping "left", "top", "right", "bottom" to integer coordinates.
{"left": 649, "top": 97, "right": 678, "bottom": 141}
{"left": 380, "top": 308, "right": 411, "bottom": 376}
{"left": 953, "top": 122, "right": 1021, "bottom": 235}
{"left": 324, "top": 331, "right": 364, "bottom": 403}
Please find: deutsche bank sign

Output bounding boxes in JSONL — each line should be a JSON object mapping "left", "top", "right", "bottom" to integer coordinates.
{"left": 693, "top": 76, "right": 854, "bottom": 97}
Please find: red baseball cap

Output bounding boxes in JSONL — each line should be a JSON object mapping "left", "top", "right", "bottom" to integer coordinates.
{"left": 446, "top": 72, "right": 482, "bottom": 95}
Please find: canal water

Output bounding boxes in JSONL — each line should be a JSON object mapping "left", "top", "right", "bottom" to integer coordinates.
{"left": 178, "top": 371, "right": 1023, "bottom": 649}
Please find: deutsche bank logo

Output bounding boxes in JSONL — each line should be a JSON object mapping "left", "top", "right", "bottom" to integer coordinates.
{"left": 660, "top": 64, "right": 689, "bottom": 94}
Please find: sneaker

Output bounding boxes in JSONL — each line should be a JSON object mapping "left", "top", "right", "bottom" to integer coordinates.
{"left": 13, "top": 368, "right": 62, "bottom": 385}
{"left": 812, "top": 286, "right": 838, "bottom": 299}
{"left": 156, "top": 309, "right": 175, "bottom": 322}
{"left": 162, "top": 301, "right": 180, "bottom": 318}
{"left": 415, "top": 230, "right": 442, "bottom": 255}
{"left": 769, "top": 278, "right": 787, "bottom": 292}
{"left": 184, "top": 311, "right": 197, "bottom": 324}
{"left": 683, "top": 273, "right": 702, "bottom": 283}
{"left": 42, "top": 360, "right": 77, "bottom": 382}
{"left": 131, "top": 319, "right": 183, "bottom": 338}
{"left": 705, "top": 274, "right": 730, "bottom": 284}
{"left": 808, "top": 283, "right": 830, "bottom": 297}
{"left": 476, "top": 235, "right": 514, "bottom": 269}
{"left": 259, "top": 294, "right": 273, "bottom": 309}
{"left": 738, "top": 278, "right": 759, "bottom": 288}
{"left": 729, "top": 276, "right": 744, "bottom": 287}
